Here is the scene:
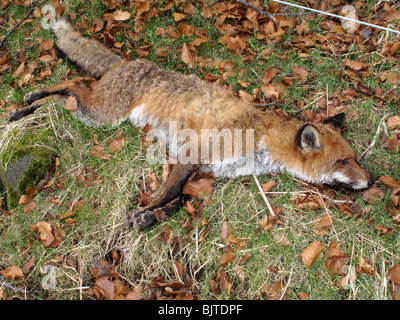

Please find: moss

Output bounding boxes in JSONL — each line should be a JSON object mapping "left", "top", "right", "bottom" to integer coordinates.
{"left": 0, "top": 128, "right": 56, "bottom": 209}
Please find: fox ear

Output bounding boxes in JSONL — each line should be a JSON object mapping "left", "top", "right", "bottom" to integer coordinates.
{"left": 295, "top": 124, "right": 320, "bottom": 152}
{"left": 323, "top": 113, "right": 345, "bottom": 131}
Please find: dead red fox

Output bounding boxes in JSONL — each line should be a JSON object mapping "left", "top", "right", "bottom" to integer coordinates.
{"left": 8, "top": 19, "right": 371, "bottom": 230}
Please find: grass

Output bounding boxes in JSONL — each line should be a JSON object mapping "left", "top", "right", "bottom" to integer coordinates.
{"left": 1, "top": 0, "right": 400, "bottom": 300}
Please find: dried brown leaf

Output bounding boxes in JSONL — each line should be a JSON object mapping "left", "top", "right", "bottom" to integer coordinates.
{"left": 64, "top": 96, "right": 78, "bottom": 111}
{"left": 181, "top": 43, "right": 195, "bottom": 69}
{"left": 182, "top": 178, "right": 215, "bottom": 198}
{"left": 302, "top": 241, "right": 323, "bottom": 268}
{"left": 379, "top": 175, "right": 400, "bottom": 189}
{"left": 344, "top": 59, "right": 369, "bottom": 71}
{"left": 1, "top": 266, "right": 23, "bottom": 280}
{"left": 388, "top": 265, "right": 400, "bottom": 284}
{"left": 261, "top": 180, "right": 276, "bottom": 192}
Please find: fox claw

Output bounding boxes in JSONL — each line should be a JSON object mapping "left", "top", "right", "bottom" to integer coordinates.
{"left": 126, "top": 209, "right": 157, "bottom": 231}
{"left": 7, "top": 110, "right": 19, "bottom": 122}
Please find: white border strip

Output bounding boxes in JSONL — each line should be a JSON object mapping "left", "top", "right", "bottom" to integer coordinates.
{"left": 271, "top": 0, "right": 400, "bottom": 35}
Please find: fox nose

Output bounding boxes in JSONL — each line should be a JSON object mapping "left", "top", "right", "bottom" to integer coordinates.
{"left": 368, "top": 178, "right": 374, "bottom": 187}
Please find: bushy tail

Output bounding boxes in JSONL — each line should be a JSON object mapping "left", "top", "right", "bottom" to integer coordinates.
{"left": 52, "top": 19, "right": 124, "bottom": 78}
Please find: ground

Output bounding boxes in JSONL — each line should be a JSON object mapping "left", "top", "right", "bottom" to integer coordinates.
{"left": 0, "top": 0, "right": 400, "bottom": 300}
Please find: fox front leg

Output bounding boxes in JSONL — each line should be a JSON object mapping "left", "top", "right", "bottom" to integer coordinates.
{"left": 127, "top": 163, "right": 199, "bottom": 231}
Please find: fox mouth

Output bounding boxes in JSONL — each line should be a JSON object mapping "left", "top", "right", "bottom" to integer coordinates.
{"left": 329, "top": 180, "right": 371, "bottom": 191}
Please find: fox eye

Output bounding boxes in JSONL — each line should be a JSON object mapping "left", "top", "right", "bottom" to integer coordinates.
{"left": 337, "top": 159, "right": 348, "bottom": 165}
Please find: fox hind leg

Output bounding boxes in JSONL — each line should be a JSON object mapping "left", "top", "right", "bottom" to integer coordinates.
{"left": 9, "top": 79, "right": 93, "bottom": 123}
{"left": 127, "top": 163, "right": 199, "bottom": 231}
{"left": 24, "top": 79, "right": 91, "bottom": 107}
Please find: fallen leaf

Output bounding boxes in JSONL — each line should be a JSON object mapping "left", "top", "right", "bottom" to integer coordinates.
{"left": 344, "top": 59, "right": 369, "bottom": 71}
{"left": 356, "top": 256, "right": 375, "bottom": 277}
{"left": 113, "top": 9, "right": 131, "bottom": 21}
{"left": 261, "top": 280, "right": 286, "bottom": 300}
{"left": 315, "top": 214, "right": 332, "bottom": 235}
{"left": 181, "top": 43, "right": 195, "bottom": 69}
{"left": 262, "top": 67, "right": 277, "bottom": 84}
{"left": 261, "top": 84, "right": 279, "bottom": 100}
{"left": 184, "top": 200, "right": 196, "bottom": 216}
{"left": 126, "top": 285, "right": 145, "bottom": 300}
{"left": 1, "top": 266, "right": 23, "bottom": 280}
{"left": 387, "top": 115, "right": 400, "bottom": 131}
{"left": 221, "top": 221, "right": 231, "bottom": 241}
{"left": 379, "top": 175, "right": 400, "bottom": 189}
{"left": 362, "top": 187, "right": 385, "bottom": 203}
{"left": 183, "top": 177, "right": 215, "bottom": 198}
{"left": 30, "top": 222, "right": 62, "bottom": 248}
{"left": 22, "top": 259, "right": 35, "bottom": 274}
{"left": 90, "top": 145, "right": 105, "bottom": 158}
{"left": 173, "top": 12, "right": 187, "bottom": 22}
{"left": 294, "top": 66, "right": 308, "bottom": 79}
{"left": 64, "top": 96, "right": 78, "bottom": 111}
{"left": 272, "top": 232, "right": 290, "bottom": 246}
{"left": 324, "top": 242, "right": 349, "bottom": 275}
{"left": 94, "top": 276, "right": 115, "bottom": 300}
{"left": 156, "top": 224, "right": 173, "bottom": 244}
{"left": 297, "top": 292, "right": 309, "bottom": 300}
{"left": 261, "top": 180, "right": 276, "bottom": 192}
{"left": 219, "top": 248, "right": 235, "bottom": 266}
{"left": 13, "top": 62, "right": 25, "bottom": 78}
{"left": 388, "top": 265, "right": 400, "bottom": 284}
{"left": 147, "top": 173, "right": 160, "bottom": 191}
{"left": 302, "top": 241, "right": 324, "bottom": 268}
{"left": 107, "top": 134, "right": 125, "bottom": 152}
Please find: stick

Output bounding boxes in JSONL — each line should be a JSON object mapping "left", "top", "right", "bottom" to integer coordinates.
{"left": 0, "top": 0, "right": 48, "bottom": 48}
{"left": 360, "top": 114, "right": 388, "bottom": 161}
{"left": 253, "top": 174, "right": 275, "bottom": 217}
{"left": 0, "top": 281, "right": 39, "bottom": 298}
{"left": 235, "top": 0, "right": 274, "bottom": 20}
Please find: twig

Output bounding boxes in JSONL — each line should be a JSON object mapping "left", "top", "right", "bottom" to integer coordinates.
{"left": 0, "top": 281, "right": 40, "bottom": 298}
{"left": 235, "top": 0, "right": 274, "bottom": 20}
{"left": 0, "top": 0, "right": 48, "bottom": 48}
{"left": 252, "top": 174, "right": 275, "bottom": 217}
{"left": 360, "top": 114, "right": 388, "bottom": 161}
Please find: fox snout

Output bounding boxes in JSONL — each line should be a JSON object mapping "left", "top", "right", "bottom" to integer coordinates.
{"left": 329, "top": 158, "right": 372, "bottom": 190}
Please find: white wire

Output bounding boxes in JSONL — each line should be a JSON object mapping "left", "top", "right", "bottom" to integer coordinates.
{"left": 271, "top": 0, "right": 400, "bottom": 35}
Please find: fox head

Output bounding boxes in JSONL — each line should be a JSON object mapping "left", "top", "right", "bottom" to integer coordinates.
{"left": 293, "top": 113, "right": 371, "bottom": 190}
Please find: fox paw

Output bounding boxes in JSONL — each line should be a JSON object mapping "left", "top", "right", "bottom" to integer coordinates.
{"left": 24, "top": 91, "right": 39, "bottom": 105}
{"left": 126, "top": 197, "right": 181, "bottom": 231}
{"left": 7, "top": 109, "right": 20, "bottom": 122}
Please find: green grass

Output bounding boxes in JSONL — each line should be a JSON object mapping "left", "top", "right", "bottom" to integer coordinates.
{"left": 1, "top": 0, "right": 400, "bottom": 300}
